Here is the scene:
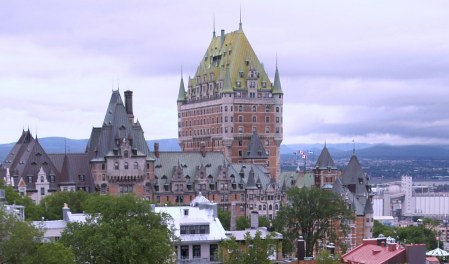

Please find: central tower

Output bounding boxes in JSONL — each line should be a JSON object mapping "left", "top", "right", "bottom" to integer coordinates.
{"left": 177, "top": 22, "right": 283, "bottom": 180}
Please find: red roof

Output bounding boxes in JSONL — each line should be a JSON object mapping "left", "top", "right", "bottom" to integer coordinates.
{"left": 341, "top": 243, "right": 406, "bottom": 264}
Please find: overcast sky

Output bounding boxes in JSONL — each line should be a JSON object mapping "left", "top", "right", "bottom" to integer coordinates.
{"left": 1, "top": 1, "right": 449, "bottom": 145}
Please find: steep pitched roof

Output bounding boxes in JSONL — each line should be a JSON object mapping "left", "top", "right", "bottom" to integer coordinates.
{"left": 315, "top": 144, "right": 336, "bottom": 169}
{"left": 272, "top": 65, "right": 283, "bottom": 95}
{"left": 245, "top": 167, "right": 258, "bottom": 190}
{"left": 86, "top": 90, "right": 150, "bottom": 158}
{"left": 243, "top": 131, "right": 268, "bottom": 159}
{"left": 187, "top": 27, "right": 274, "bottom": 94}
{"left": 1, "top": 130, "right": 59, "bottom": 189}
{"left": 177, "top": 77, "right": 186, "bottom": 102}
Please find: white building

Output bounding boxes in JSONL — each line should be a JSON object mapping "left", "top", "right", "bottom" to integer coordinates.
{"left": 154, "top": 193, "right": 227, "bottom": 263}
{"left": 32, "top": 203, "right": 87, "bottom": 242}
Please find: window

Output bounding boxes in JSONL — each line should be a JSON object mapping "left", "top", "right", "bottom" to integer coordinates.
{"left": 210, "top": 244, "right": 218, "bottom": 261}
{"left": 238, "top": 115, "right": 243, "bottom": 122}
{"left": 276, "top": 127, "right": 280, "bottom": 133}
{"left": 124, "top": 162, "right": 129, "bottom": 170}
{"left": 79, "top": 175, "right": 85, "bottom": 181}
{"left": 114, "top": 162, "right": 119, "bottom": 170}
{"left": 252, "top": 105, "right": 257, "bottom": 112}
{"left": 265, "top": 126, "right": 270, "bottom": 133}
{"left": 276, "top": 107, "right": 279, "bottom": 112}
{"left": 239, "top": 105, "right": 243, "bottom": 112}
{"left": 181, "top": 246, "right": 189, "bottom": 260}
{"left": 252, "top": 116, "right": 256, "bottom": 123}
{"left": 124, "top": 150, "right": 129, "bottom": 158}
{"left": 134, "top": 162, "right": 138, "bottom": 169}
{"left": 193, "top": 245, "right": 201, "bottom": 259}
{"left": 41, "top": 187, "right": 45, "bottom": 195}
{"left": 265, "top": 139, "right": 269, "bottom": 146}
{"left": 265, "top": 105, "right": 270, "bottom": 112}
{"left": 28, "top": 176, "right": 33, "bottom": 183}
{"left": 225, "top": 106, "right": 228, "bottom": 111}
{"left": 102, "top": 163, "right": 105, "bottom": 170}
{"left": 238, "top": 127, "right": 243, "bottom": 133}
{"left": 265, "top": 116, "right": 270, "bottom": 123}
{"left": 40, "top": 176, "right": 44, "bottom": 182}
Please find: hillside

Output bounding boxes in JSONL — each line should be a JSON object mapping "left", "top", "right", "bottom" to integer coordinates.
{"left": 1, "top": 137, "right": 449, "bottom": 163}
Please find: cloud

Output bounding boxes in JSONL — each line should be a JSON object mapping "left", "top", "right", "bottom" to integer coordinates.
{"left": 1, "top": 0, "right": 449, "bottom": 146}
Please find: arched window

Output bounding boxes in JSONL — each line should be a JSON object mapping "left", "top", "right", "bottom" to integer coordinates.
{"left": 269, "top": 204, "right": 272, "bottom": 210}
{"left": 263, "top": 205, "right": 266, "bottom": 210}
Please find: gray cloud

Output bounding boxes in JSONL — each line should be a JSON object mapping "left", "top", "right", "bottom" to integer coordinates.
{"left": 1, "top": 0, "right": 448, "bottom": 145}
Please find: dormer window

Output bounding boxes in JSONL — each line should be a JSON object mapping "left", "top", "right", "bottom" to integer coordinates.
{"left": 124, "top": 150, "right": 129, "bottom": 158}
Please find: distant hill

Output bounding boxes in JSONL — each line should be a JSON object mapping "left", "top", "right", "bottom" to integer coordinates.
{"left": 1, "top": 137, "right": 449, "bottom": 163}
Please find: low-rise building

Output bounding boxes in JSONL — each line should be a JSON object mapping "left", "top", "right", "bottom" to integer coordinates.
{"left": 154, "top": 193, "right": 227, "bottom": 263}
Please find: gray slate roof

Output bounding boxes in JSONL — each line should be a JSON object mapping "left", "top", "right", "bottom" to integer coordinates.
{"left": 243, "top": 132, "right": 268, "bottom": 159}
{"left": 86, "top": 90, "right": 150, "bottom": 159}
{"left": 315, "top": 144, "right": 336, "bottom": 169}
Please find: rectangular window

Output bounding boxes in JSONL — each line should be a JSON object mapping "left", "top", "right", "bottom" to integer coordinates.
{"left": 265, "top": 116, "right": 270, "bottom": 123}
{"left": 193, "top": 245, "right": 201, "bottom": 258}
{"left": 210, "top": 244, "right": 218, "bottom": 261}
{"left": 265, "top": 126, "right": 270, "bottom": 133}
{"left": 40, "top": 187, "right": 45, "bottom": 195}
{"left": 181, "top": 245, "right": 189, "bottom": 260}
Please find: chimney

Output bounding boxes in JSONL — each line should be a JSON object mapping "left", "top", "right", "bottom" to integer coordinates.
{"left": 200, "top": 141, "right": 206, "bottom": 157}
{"left": 250, "top": 211, "right": 259, "bottom": 229}
{"left": 154, "top": 142, "right": 159, "bottom": 158}
{"left": 221, "top": 29, "right": 225, "bottom": 45}
{"left": 124, "top": 90, "right": 133, "bottom": 115}
{"left": 387, "top": 242, "right": 396, "bottom": 251}
{"left": 62, "top": 203, "right": 70, "bottom": 222}
{"left": 297, "top": 236, "right": 305, "bottom": 261}
{"left": 230, "top": 202, "right": 236, "bottom": 231}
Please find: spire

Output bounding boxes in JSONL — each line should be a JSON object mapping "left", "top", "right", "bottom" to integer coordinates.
{"left": 239, "top": 5, "right": 243, "bottom": 31}
{"left": 272, "top": 59, "right": 283, "bottom": 94}
{"left": 213, "top": 14, "right": 216, "bottom": 38}
{"left": 246, "top": 167, "right": 257, "bottom": 189}
{"left": 222, "top": 66, "right": 233, "bottom": 94}
{"left": 352, "top": 139, "right": 355, "bottom": 155}
{"left": 177, "top": 67, "right": 186, "bottom": 102}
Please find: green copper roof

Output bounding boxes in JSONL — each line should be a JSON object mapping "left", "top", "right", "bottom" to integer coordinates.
{"left": 177, "top": 77, "right": 186, "bottom": 102}
{"left": 187, "top": 28, "right": 275, "bottom": 93}
{"left": 222, "top": 66, "right": 233, "bottom": 94}
{"left": 272, "top": 65, "right": 283, "bottom": 94}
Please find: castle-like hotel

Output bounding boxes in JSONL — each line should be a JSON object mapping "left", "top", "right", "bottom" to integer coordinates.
{"left": 1, "top": 21, "right": 373, "bottom": 248}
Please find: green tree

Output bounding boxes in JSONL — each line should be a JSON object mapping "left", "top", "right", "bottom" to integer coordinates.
{"left": 60, "top": 194, "right": 175, "bottom": 264}
{"left": 396, "top": 225, "right": 437, "bottom": 250}
{"left": 0, "top": 180, "right": 43, "bottom": 220}
{"left": 39, "top": 190, "right": 90, "bottom": 220}
{"left": 236, "top": 216, "right": 250, "bottom": 230}
{"left": 220, "top": 231, "right": 276, "bottom": 264}
{"left": 218, "top": 207, "right": 231, "bottom": 230}
{"left": 373, "top": 220, "right": 395, "bottom": 238}
{"left": 274, "top": 187, "right": 353, "bottom": 257}
{"left": 316, "top": 249, "right": 340, "bottom": 264}
{"left": 32, "top": 242, "right": 76, "bottom": 264}
{"left": 0, "top": 210, "right": 41, "bottom": 263}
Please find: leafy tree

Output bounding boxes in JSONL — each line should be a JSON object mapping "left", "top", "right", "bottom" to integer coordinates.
{"left": 396, "top": 225, "right": 437, "bottom": 250}
{"left": 218, "top": 207, "right": 231, "bottom": 230}
{"left": 220, "top": 231, "right": 276, "bottom": 264}
{"left": 373, "top": 220, "right": 395, "bottom": 238}
{"left": 0, "top": 180, "right": 43, "bottom": 220}
{"left": 0, "top": 210, "right": 42, "bottom": 263}
{"left": 236, "top": 216, "right": 250, "bottom": 230}
{"left": 316, "top": 249, "right": 340, "bottom": 264}
{"left": 39, "top": 190, "right": 90, "bottom": 220}
{"left": 60, "top": 194, "right": 175, "bottom": 264}
{"left": 32, "top": 242, "right": 76, "bottom": 264}
{"left": 274, "top": 187, "right": 353, "bottom": 257}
